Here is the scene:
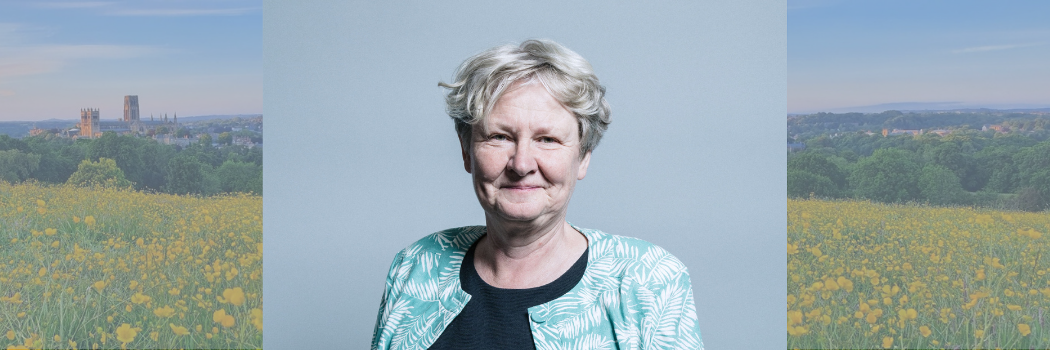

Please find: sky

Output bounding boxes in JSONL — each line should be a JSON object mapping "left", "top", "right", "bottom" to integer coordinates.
{"left": 0, "top": 0, "right": 261, "bottom": 121}
{"left": 790, "top": 0, "right": 1050, "bottom": 114}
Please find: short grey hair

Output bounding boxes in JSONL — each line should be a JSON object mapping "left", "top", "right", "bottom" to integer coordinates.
{"left": 439, "top": 39, "right": 611, "bottom": 157}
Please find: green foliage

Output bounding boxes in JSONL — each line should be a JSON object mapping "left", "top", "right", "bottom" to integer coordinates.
{"left": 218, "top": 132, "right": 233, "bottom": 145}
{"left": 918, "top": 164, "right": 965, "bottom": 206}
{"left": 787, "top": 170, "right": 838, "bottom": 199}
{"left": 0, "top": 134, "right": 30, "bottom": 152}
{"left": 849, "top": 148, "right": 921, "bottom": 203}
{"left": 1013, "top": 141, "right": 1050, "bottom": 211}
{"left": 0, "top": 119, "right": 254, "bottom": 196}
{"left": 216, "top": 160, "right": 262, "bottom": 194}
{"left": 0, "top": 149, "right": 41, "bottom": 183}
{"left": 1015, "top": 187, "right": 1047, "bottom": 212}
{"left": 165, "top": 156, "right": 206, "bottom": 195}
{"left": 175, "top": 128, "right": 191, "bottom": 138}
{"left": 791, "top": 119, "right": 1050, "bottom": 210}
{"left": 66, "top": 157, "right": 134, "bottom": 189}
{"left": 788, "top": 152, "right": 847, "bottom": 190}
{"left": 199, "top": 133, "right": 213, "bottom": 147}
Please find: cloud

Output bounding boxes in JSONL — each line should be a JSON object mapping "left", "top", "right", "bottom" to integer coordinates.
{"left": 952, "top": 42, "right": 1044, "bottom": 54}
{"left": 0, "top": 44, "right": 163, "bottom": 80}
{"left": 35, "top": 1, "right": 114, "bottom": 9}
{"left": 107, "top": 7, "right": 258, "bottom": 16}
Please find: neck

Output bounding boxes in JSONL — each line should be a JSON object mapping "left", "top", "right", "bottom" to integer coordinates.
{"left": 482, "top": 213, "right": 568, "bottom": 258}
{"left": 475, "top": 215, "right": 588, "bottom": 289}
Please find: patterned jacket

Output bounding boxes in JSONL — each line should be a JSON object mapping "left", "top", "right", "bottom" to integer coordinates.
{"left": 371, "top": 225, "right": 704, "bottom": 350}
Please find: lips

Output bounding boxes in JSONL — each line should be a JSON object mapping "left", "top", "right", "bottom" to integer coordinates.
{"left": 502, "top": 185, "right": 543, "bottom": 190}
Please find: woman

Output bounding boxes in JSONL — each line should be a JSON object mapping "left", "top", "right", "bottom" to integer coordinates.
{"left": 372, "top": 39, "right": 704, "bottom": 350}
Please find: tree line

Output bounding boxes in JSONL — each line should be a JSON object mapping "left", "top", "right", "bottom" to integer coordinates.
{"left": 788, "top": 130, "right": 1050, "bottom": 212}
{"left": 789, "top": 110, "right": 1050, "bottom": 141}
{"left": 0, "top": 132, "right": 262, "bottom": 196}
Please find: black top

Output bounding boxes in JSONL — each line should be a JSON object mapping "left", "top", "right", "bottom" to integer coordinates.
{"left": 428, "top": 235, "right": 589, "bottom": 350}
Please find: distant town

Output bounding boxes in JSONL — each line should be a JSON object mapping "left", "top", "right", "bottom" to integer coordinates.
{"left": 788, "top": 108, "right": 1050, "bottom": 151}
{"left": 0, "top": 94, "right": 262, "bottom": 148}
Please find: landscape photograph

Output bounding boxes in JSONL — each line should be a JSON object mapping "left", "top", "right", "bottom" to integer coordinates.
{"left": 0, "top": 1, "right": 262, "bottom": 349}
{"left": 787, "top": 1, "right": 1050, "bottom": 349}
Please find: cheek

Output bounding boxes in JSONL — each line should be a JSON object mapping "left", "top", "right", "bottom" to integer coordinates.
{"left": 538, "top": 155, "right": 577, "bottom": 183}
{"left": 472, "top": 149, "right": 508, "bottom": 178}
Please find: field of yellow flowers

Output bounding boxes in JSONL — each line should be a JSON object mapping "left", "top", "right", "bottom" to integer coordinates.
{"left": 0, "top": 182, "right": 261, "bottom": 349}
{"left": 788, "top": 199, "right": 1050, "bottom": 349}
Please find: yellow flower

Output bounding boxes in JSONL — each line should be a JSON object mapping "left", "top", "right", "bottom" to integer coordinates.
{"left": 221, "top": 287, "right": 245, "bottom": 306}
{"left": 787, "top": 310, "right": 803, "bottom": 325}
{"left": 85, "top": 216, "right": 96, "bottom": 226}
{"left": 130, "top": 293, "right": 151, "bottom": 304}
{"left": 150, "top": 331, "right": 158, "bottom": 342}
{"left": 154, "top": 306, "right": 175, "bottom": 318}
{"left": 975, "top": 329, "right": 984, "bottom": 338}
{"left": 169, "top": 324, "right": 189, "bottom": 336}
{"left": 93, "top": 281, "right": 106, "bottom": 292}
{"left": 213, "top": 309, "right": 227, "bottom": 323}
{"left": 251, "top": 308, "right": 263, "bottom": 330}
{"left": 1019, "top": 323, "right": 1031, "bottom": 336}
{"left": 168, "top": 288, "right": 180, "bottom": 296}
{"left": 36, "top": 199, "right": 45, "bottom": 207}
{"left": 45, "top": 228, "right": 56, "bottom": 236}
{"left": 6, "top": 330, "right": 14, "bottom": 340}
{"left": 73, "top": 216, "right": 81, "bottom": 223}
{"left": 919, "top": 325, "right": 931, "bottom": 337}
{"left": 54, "top": 335, "right": 60, "bottom": 342}
{"left": 1008, "top": 304, "right": 1022, "bottom": 311}
{"left": 882, "top": 336, "right": 893, "bottom": 349}
{"left": 221, "top": 315, "right": 235, "bottom": 328}
{"left": 16, "top": 312, "right": 25, "bottom": 318}
{"left": 2, "top": 292, "right": 22, "bottom": 304}
{"left": 129, "top": 281, "right": 138, "bottom": 290}
{"left": 787, "top": 325, "right": 808, "bottom": 336}
{"left": 115, "top": 324, "right": 140, "bottom": 344}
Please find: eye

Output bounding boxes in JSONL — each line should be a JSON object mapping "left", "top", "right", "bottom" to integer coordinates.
{"left": 489, "top": 134, "right": 509, "bottom": 141}
{"left": 539, "top": 136, "right": 557, "bottom": 143}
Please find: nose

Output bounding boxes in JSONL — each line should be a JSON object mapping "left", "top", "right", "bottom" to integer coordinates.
{"left": 507, "top": 140, "right": 537, "bottom": 177}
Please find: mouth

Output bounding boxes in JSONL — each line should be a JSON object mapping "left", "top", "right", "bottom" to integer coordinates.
{"left": 501, "top": 185, "right": 543, "bottom": 191}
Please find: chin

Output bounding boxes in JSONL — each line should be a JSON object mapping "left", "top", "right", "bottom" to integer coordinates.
{"left": 492, "top": 202, "right": 547, "bottom": 222}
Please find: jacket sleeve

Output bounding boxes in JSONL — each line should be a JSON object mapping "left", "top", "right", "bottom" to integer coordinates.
{"left": 635, "top": 267, "right": 705, "bottom": 350}
{"left": 371, "top": 249, "right": 406, "bottom": 350}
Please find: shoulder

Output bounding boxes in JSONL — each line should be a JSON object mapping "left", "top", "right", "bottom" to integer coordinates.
{"left": 396, "top": 225, "right": 485, "bottom": 260}
{"left": 576, "top": 226, "right": 691, "bottom": 287}
{"left": 384, "top": 226, "right": 485, "bottom": 287}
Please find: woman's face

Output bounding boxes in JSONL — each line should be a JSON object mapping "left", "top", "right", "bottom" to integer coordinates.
{"left": 463, "top": 81, "right": 591, "bottom": 225}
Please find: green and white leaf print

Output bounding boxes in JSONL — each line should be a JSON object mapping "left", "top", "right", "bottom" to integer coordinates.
{"left": 371, "top": 225, "right": 704, "bottom": 350}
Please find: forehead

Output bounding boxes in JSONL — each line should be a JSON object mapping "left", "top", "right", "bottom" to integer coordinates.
{"left": 481, "top": 81, "right": 577, "bottom": 134}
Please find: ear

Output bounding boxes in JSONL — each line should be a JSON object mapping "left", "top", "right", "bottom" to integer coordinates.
{"left": 460, "top": 134, "right": 472, "bottom": 174}
{"left": 577, "top": 151, "right": 591, "bottom": 180}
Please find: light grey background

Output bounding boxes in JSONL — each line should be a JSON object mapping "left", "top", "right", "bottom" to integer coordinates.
{"left": 264, "top": 1, "right": 785, "bottom": 349}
